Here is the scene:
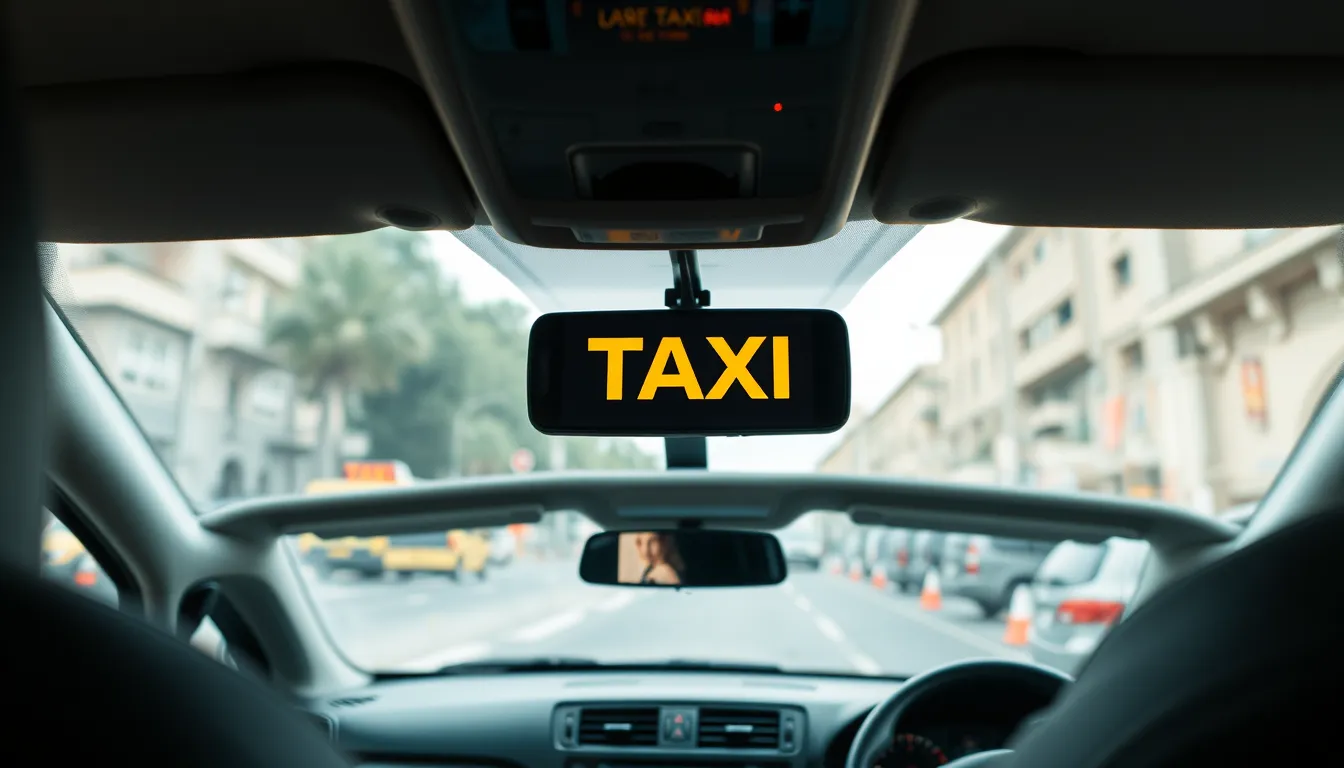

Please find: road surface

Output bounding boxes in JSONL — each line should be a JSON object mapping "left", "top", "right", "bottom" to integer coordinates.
{"left": 306, "top": 559, "right": 1031, "bottom": 676}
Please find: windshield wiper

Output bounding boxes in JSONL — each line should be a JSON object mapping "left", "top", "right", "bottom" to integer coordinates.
{"left": 427, "top": 657, "right": 783, "bottom": 676}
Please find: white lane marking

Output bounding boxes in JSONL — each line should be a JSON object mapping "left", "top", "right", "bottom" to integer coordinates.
{"left": 814, "top": 614, "right": 846, "bottom": 643}
{"left": 794, "top": 595, "right": 813, "bottom": 612}
{"left": 780, "top": 581, "right": 796, "bottom": 595}
{"left": 509, "top": 610, "right": 587, "bottom": 642}
{"left": 593, "top": 592, "right": 638, "bottom": 612}
{"left": 849, "top": 652, "right": 882, "bottom": 675}
{"left": 406, "top": 592, "right": 431, "bottom": 606}
{"left": 396, "top": 641, "right": 493, "bottom": 672}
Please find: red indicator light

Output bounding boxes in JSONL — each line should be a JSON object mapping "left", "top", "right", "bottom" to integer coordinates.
{"left": 773, "top": 102, "right": 783, "bottom": 112}
{"left": 704, "top": 8, "right": 733, "bottom": 26}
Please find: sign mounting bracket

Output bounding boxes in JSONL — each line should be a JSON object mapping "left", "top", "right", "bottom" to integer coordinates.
{"left": 663, "top": 249, "right": 709, "bottom": 470}
{"left": 665, "top": 249, "right": 711, "bottom": 310}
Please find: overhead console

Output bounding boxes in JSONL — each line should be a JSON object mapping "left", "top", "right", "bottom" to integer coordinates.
{"left": 393, "top": 0, "right": 914, "bottom": 248}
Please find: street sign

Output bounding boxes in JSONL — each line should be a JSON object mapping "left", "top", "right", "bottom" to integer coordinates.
{"left": 510, "top": 448, "right": 535, "bottom": 473}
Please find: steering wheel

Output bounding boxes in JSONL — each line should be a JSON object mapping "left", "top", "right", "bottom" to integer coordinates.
{"left": 844, "top": 659, "right": 1070, "bottom": 768}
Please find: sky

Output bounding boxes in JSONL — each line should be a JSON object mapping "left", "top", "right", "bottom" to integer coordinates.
{"left": 429, "top": 221, "right": 1010, "bottom": 472}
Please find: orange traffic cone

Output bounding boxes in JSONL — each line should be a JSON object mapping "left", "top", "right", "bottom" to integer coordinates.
{"left": 871, "top": 565, "right": 888, "bottom": 590}
{"left": 1002, "top": 584, "right": 1033, "bottom": 645}
{"left": 919, "top": 569, "right": 942, "bottom": 611}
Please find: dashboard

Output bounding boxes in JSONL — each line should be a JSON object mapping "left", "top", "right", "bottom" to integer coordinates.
{"left": 302, "top": 671, "right": 1051, "bottom": 768}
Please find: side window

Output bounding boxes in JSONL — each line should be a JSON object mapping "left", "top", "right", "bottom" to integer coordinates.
{"left": 41, "top": 510, "right": 240, "bottom": 670}
{"left": 40, "top": 511, "right": 119, "bottom": 608}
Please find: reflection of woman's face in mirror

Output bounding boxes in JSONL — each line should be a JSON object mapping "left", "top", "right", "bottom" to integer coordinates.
{"left": 634, "top": 532, "right": 663, "bottom": 565}
{"left": 630, "top": 532, "right": 682, "bottom": 585}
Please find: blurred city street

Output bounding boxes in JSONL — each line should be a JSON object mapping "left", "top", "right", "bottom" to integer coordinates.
{"left": 307, "top": 556, "right": 1028, "bottom": 676}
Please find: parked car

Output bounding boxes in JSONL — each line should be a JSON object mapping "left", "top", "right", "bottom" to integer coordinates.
{"left": 907, "top": 530, "right": 948, "bottom": 589}
{"left": 843, "top": 527, "right": 883, "bottom": 580}
{"left": 776, "top": 514, "right": 825, "bottom": 570}
{"left": 41, "top": 516, "right": 86, "bottom": 582}
{"left": 308, "top": 535, "right": 388, "bottom": 580}
{"left": 941, "top": 534, "right": 1056, "bottom": 617}
{"left": 870, "top": 528, "right": 916, "bottom": 592}
{"left": 860, "top": 526, "right": 887, "bottom": 577}
{"left": 1028, "top": 537, "right": 1151, "bottom": 675}
{"left": 381, "top": 529, "right": 491, "bottom": 581}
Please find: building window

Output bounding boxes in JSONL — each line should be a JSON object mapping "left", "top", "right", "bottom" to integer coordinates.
{"left": 118, "top": 329, "right": 179, "bottom": 392}
{"left": 221, "top": 267, "right": 249, "bottom": 315}
{"left": 225, "top": 375, "right": 242, "bottom": 438}
{"left": 1121, "top": 342, "right": 1145, "bottom": 379}
{"left": 1021, "top": 298, "right": 1075, "bottom": 352}
{"left": 142, "top": 338, "right": 171, "bottom": 390}
{"left": 1112, "top": 252, "right": 1132, "bottom": 289}
{"left": 118, "top": 332, "right": 144, "bottom": 385}
{"left": 1057, "top": 298, "right": 1073, "bottom": 326}
{"left": 1033, "top": 240, "right": 1046, "bottom": 263}
{"left": 249, "top": 372, "right": 290, "bottom": 421}
{"left": 1176, "top": 322, "right": 1202, "bottom": 358}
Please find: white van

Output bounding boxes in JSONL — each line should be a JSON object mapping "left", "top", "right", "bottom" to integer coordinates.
{"left": 776, "top": 514, "right": 825, "bottom": 570}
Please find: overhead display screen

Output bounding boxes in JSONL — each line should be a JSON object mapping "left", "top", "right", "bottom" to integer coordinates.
{"left": 527, "top": 308, "right": 851, "bottom": 436}
{"left": 568, "top": 1, "right": 757, "bottom": 49}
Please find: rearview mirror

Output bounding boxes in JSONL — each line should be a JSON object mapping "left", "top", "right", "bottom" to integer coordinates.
{"left": 527, "top": 309, "right": 851, "bottom": 436}
{"left": 579, "top": 530, "right": 787, "bottom": 588}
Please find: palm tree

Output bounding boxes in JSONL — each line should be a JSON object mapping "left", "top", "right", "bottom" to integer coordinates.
{"left": 267, "top": 236, "right": 430, "bottom": 477}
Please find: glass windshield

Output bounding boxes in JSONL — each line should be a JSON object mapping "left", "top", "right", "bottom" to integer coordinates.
{"left": 44, "top": 221, "right": 1330, "bottom": 677}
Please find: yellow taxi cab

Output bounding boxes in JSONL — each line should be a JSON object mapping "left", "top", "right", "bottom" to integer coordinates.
{"left": 451, "top": 529, "right": 492, "bottom": 579}
{"left": 382, "top": 529, "right": 492, "bottom": 581}
{"left": 298, "top": 463, "right": 410, "bottom": 579}
{"left": 42, "top": 516, "right": 87, "bottom": 579}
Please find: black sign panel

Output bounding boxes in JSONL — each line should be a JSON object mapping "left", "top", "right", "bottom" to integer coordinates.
{"left": 527, "top": 309, "right": 850, "bottom": 436}
{"left": 566, "top": 1, "right": 757, "bottom": 50}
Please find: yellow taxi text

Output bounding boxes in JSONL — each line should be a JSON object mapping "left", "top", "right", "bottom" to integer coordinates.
{"left": 587, "top": 336, "right": 790, "bottom": 401}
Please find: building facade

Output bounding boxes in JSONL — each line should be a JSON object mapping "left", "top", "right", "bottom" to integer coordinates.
{"left": 56, "top": 239, "right": 340, "bottom": 506}
{"left": 820, "top": 225, "right": 1344, "bottom": 515}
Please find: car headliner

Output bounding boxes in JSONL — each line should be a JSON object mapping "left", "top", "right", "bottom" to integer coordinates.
{"left": 13, "top": 0, "right": 1344, "bottom": 311}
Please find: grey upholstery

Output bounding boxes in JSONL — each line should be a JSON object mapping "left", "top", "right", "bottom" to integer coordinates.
{"left": 1008, "top": 512, "right": 1344, "bottom": 766}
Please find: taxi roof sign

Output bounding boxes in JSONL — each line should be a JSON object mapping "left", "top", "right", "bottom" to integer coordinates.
{"left": 341, "top": 460, "right": 411, "bottom": 483}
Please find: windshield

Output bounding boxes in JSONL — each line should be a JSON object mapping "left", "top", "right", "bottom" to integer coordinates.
{"left": 44, "top": 222, "right": 1328, "bottom": 677}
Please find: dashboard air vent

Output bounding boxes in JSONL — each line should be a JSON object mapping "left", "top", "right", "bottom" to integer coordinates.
{"left": 697, "top": 708, "right": 781, "bottom": 749}
{"left": 578, "top": 707, "right": 659, "bottom": 746}
{"left": 330, "top": 695, "right": 376, "bottom": 708}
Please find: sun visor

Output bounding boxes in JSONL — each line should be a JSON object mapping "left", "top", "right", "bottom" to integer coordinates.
{"left": 25, "top": 66, "right": 477, "bottom": 243}
{"left": 872, "top": 53, "right": 1344, "bottom": 229}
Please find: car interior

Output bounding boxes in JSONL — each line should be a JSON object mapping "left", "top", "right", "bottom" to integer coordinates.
{"left": 8, "top": 0, "right": 1344, "bottom": 766}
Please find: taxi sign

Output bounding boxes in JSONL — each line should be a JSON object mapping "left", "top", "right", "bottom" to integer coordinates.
{"left": 341, "top": 460, "right": 409, "bottom": 483}
{"left": 527, "top": 309, "right": 850, "bottom": 436}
